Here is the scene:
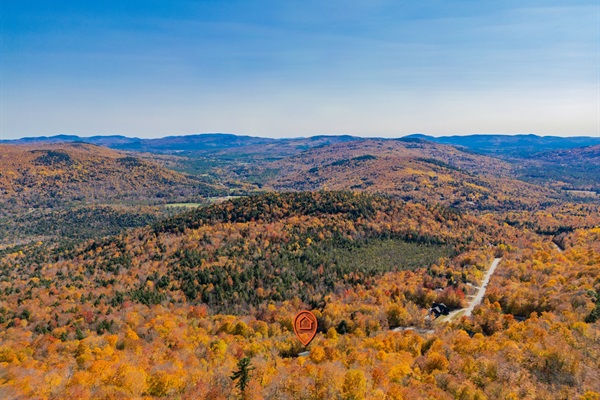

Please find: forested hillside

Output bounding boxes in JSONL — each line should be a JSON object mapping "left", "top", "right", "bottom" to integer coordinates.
{"left": 7, "top": 136, "right": 593, "bottom": 214}
{"left": 0, "top": 191, "right": 598, "bottom": 398}
{"left": 0, "top": 192, "right": 500, "bottom": 317}
{"left": 0, "top": 143, "right": 223, "bottom": 214}
{"left": 0, "top": 205, "right": 159, "bottom": 246}
{"left": 264, "top": 139, "right": 560, "bottom": 211}
{"left": 517, "top": 145, "right": 600, "bottom": 193}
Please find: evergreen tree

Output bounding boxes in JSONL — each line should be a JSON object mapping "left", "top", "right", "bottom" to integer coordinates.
{"left": 230, "top": 357, "right": 254, "bottom": 396}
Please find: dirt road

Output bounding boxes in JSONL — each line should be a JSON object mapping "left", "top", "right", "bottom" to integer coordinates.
{"left": 464, "top": 257, "right": 501, "bottom": 317}
{"left": 300, "top": 257, "right": 503, "bottom": 354}
{"left": 437, "top": 257, "right": 502, "bottom": 322}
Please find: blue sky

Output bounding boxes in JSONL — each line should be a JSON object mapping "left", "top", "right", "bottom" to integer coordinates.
{"left": 1, "top": 0, "right": 598, "bottom": 139}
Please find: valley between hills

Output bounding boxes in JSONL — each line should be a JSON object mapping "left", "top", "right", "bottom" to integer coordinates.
{"left": 0, "top": 133, "right": 599, "bottom": 399}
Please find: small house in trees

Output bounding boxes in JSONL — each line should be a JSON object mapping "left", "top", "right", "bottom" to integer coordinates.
{"left": 430, "top": 302, "right": 450, "bottom": 318}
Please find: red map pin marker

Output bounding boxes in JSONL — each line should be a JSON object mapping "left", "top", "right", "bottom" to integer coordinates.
{"left": 293, "top": 310, "right": 318, "bottom": 346}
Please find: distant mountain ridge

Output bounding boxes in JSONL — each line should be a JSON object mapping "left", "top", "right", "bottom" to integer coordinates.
{"left": 0, "top": 133, "right": 361, "bottom": 154}
{"left": 3, "top": 133, "right": 597, "bottom": 158}
{"left": 404, "top": 134, "right": 600, "bottom": 157}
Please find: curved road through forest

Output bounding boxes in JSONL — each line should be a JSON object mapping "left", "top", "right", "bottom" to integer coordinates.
{"left": 300, "top": 257, "right": 503, "bottom": 355}
{"left": 435, "top": 257, "right": 502, "bottom": 323}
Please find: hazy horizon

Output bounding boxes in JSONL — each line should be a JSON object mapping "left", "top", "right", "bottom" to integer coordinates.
{"left": 2, "top": 1, "right": 599, "bottom": 139}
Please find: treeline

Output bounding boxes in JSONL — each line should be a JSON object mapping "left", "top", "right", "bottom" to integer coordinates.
{"left": 155, "top": 191, "right": 384, "bottom": 233}
{"left": 154, "top": 191, "right": 463, "bottom": 234}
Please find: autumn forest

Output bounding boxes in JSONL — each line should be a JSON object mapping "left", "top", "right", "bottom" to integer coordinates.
{"left": 0, "top": 134, "right": 599, "bottom": 399}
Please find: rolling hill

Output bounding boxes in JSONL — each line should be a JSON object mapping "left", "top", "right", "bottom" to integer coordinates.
{"left": 0, "top": 143, "right": 224, "bottom": 213}
{"left": 5, "top": 134, "right": 597, "bottom": 205}
{"left": 516, "top": 144, "right": 600, "bottom": 193}
{"left": 262, "top": 139, "right": 560, "bottom": 211}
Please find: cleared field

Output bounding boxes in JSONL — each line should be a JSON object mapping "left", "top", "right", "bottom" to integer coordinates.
{"left": 208, "top": 195, "right": 242, "bottom": 203}
{"left": 164, "top": 202, "right": 203, "bottom": 208}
